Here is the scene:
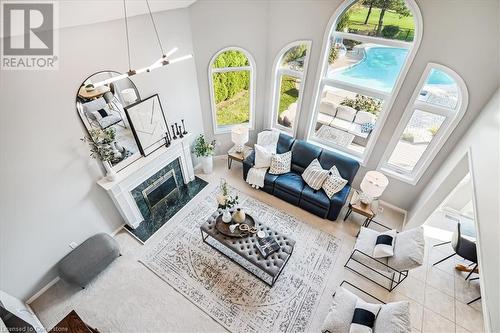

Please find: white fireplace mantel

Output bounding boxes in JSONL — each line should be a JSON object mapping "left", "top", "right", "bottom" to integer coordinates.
{"left": 97, "top": 133, "right": 195, "bottom": 229}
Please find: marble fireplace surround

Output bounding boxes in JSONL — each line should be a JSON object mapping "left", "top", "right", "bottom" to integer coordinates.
{"left": 97, "top": 134, "right": 195, "bottom": 229}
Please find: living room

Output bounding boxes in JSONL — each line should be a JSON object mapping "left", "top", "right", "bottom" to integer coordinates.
{"left": 0, "top": 0, "right": 498, "bottom": 332}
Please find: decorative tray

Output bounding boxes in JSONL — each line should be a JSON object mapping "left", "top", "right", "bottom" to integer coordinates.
{"left": 215, "top": 213, "right": 256, "bottom": 238}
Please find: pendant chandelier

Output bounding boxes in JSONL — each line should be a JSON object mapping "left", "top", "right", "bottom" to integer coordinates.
{"left": 93, "top": 0, "right": 192, "bottom": 87}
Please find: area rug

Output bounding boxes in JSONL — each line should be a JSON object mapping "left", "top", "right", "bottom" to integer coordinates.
{"left": 140, "top": 186, "right": 341, "bottom": 333}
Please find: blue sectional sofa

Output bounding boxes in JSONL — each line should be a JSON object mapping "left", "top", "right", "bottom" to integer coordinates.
{"left": 243, "top": 132, "right": 360, "bottom": 221}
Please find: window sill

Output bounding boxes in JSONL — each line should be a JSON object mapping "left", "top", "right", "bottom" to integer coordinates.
{"left": 379, "top": 167, "right": 419, "bottom": 186}
{"left": 213, "top": 123, "right": 252, "bottom": 135}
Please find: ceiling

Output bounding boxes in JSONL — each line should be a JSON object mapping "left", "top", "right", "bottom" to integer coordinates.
{"left": 58, "top": 0, "right": 197, "bottom": 30}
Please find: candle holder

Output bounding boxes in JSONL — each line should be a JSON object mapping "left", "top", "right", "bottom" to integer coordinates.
{"left": 178, "top": 123, "right": 184, "bottom": 138}
{"left": 171, "top": 125, "right": 177, "bottom": 140}
{"left": 181, "top": 119, "right": 188, "bottom": 135}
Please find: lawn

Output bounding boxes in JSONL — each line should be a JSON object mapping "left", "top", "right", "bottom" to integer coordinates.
{"left": 216, "top": 90, "right": 250, "bottom": 126}
{"left": 278, "top": 76, "right": 299, "bottom": 115}
{"left": 343, "top": 6, "right": 415, "bottom": 41}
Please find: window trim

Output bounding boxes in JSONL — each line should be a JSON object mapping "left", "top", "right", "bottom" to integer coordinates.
{"left": 305, "top": 0, "right": 423, "bottom": 166}
{"left": 378, "top": 63, "right": 469, "bottom": 185}
{"left": 208, "top": 46, "right": 256, "bottom": 134}
{"left": 269, "top": 40, "right": 312, "bottom": 136}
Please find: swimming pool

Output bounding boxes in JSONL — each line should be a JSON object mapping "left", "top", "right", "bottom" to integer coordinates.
{"left": 330, "top": 46, "right": 409, "bottom": 92}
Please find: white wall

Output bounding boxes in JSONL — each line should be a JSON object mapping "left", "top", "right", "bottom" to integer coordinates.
{"left": 407, "top": 89, "right": 500, "bottom": 332}
{"left": 0, "top": 8, "right": 203, "bottom": 300}
{"left": 189, "top": 0, "right": 499, "bottom": 211}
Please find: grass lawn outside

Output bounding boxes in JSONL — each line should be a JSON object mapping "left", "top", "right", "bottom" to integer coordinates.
{"left": 343, "top": 6, "right": 415, "bottom": 41}
{"left": 278, "top": 76, "right": 299, "bottom": 115}
{"left": 216, "top": 90, "right": 250, "bottom": 126}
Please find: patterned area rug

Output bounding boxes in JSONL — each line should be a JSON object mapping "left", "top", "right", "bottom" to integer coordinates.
{"left": 140, "top": 186, "right": 341, "bottom": 333}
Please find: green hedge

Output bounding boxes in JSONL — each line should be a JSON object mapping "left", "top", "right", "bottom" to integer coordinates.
{"left": 213, "top": 50, "right": 250, "bottom": 104}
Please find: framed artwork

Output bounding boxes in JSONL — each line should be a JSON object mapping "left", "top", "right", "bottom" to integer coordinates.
{"left": 125, "top": 94, "right": 169, "bottom": 156}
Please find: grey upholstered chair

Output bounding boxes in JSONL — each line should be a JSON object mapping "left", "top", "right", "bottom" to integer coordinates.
{"left": 433, "top": 222, "right": 478, "bottom": 280}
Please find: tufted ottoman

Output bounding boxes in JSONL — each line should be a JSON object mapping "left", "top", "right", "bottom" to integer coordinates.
{"left": 200, "top": 210, "right": 295, "bottom": 286}
{"left": 57, "top": 233, "right": 120, "bottom": 288}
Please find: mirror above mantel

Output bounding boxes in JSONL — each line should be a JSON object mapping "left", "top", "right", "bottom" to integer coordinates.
{"left": 76, "top": 70, "right": 143, "bottom": 172}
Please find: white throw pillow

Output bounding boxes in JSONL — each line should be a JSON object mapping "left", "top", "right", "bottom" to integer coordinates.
{"left": 349, "top": 298, "right": 381, "bottom": 333}
{"left": 269, "top": 151, "right": 291, "bottom": 175}
{"left": 254, "top": 144, "right": 273, "bottom": 168}
{"left": 322, "top": 166, "right": 348, "bottom": 198}
{"left": 373, "top": 229, "right": 397, "bottom": 258}
{"left": 302, "top": 159, "right": 329, "bottom": 190}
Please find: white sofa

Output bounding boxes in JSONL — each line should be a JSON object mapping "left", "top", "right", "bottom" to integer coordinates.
{"left": 316, "top": 93, "right": 377, "bottom": 145}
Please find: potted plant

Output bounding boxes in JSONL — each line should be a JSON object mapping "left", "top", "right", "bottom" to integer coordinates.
{"left": 216, "top": 178, "right": 239, "bottom": 223}
{"left": 81, "top": 127, "right": 119, "bottom": 181}
{"left": 194, "top": 134, "right": 216, "bottom": 174}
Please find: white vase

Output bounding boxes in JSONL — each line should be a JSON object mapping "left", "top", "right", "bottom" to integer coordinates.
{"left": 222, "top": 209, "right": 232, "bottom": 223}
{"left": 201, "top": 155, "right": 213, "bottom": 174}
{"left": 103, "top": 161, "right": 117, "bottom": 181}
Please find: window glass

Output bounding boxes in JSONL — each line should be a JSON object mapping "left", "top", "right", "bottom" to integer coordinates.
{"left": 212, "top": 50, "right": 249, "bottom": 68}
{"left": 327, "top": 38, "right": 409, "bottom": 92}
{"left": 335, "top": 0, "right": 415, "bottom": 41}
{"left": 417, "top": 68, "right": 459, "bottom": 109}
{"left": 387, "top": 110, "right": 446, "bottom": 171}
{"left": 276, "top": 75, "right": 301, "bottom": 129}
{"left": 280, "top": 44, "right": 308, "bottom": 71}
{"left": 313, "top": 86, "right": 383, "bottom": 155}
{"left": 212, "top": 71, "right": 250, "bottom": 127}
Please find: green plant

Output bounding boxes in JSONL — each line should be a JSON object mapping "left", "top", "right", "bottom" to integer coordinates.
{"left": 401, "top": 131, "right": 414, "bottom": 142}
{"left": 193, "top": 134, "right": 216, "bottom": 157}
{"left": 217, "top": 178, "right": 239, "bottom": 209}
{"left": 382, "top": 24, "right": 400, "bottom": 38}
{"left": 341, "top": 94, "right": 382, "bottom": 115}
{"left": 212, "top": 50, "right": 251, "bottom": 104}
{"left": 282, "top": 44, "right": 307, "bottom": 65}
{"left": 428, "top": 125, "right": 439, "bottom": 136}
{"left": 328, "top": 46, "right": 339, "bottom": 64}
{"left": 81, "top": 127, "right": 117, "bottom": 162}
{"left": 336, "top": 8, "right": 351, "bottom": 31}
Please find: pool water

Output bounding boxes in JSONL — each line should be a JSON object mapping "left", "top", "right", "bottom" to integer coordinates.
{"left": 426, "top": 68, "right": 455, "bottom": 85}
{"left": 331, "top": 47, "right": 409, "bottom": 92}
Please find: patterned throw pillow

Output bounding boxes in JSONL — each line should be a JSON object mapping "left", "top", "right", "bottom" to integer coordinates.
{"left": 322, "top": 166, "right": 348, "bottom": 198}
{"left": 269, "top": 151, "right": 291, "bottom": 175}
{"left": 361, "top": 122, "right": 375, "bottom": 134}
{"left": 302, "top": 159, "right": 329, "bottom": 190}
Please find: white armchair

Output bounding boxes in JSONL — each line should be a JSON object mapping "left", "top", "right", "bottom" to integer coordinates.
{"left": 345, "top": 225, "right": 425, "bottom": 291}
{"left": 321, "top": 281, "right": 411, "bottom": 333}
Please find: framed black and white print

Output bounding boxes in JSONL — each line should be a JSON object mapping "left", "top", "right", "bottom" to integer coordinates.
{"left": 125, "top": 94, "right": 169, "bottom": 156}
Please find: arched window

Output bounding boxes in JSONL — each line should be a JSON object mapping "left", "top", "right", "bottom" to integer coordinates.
{"left": 270, "top": 40, "right": 312, "bottom": 135}
{"left": 379, "top": 63, "right": 468, "bottom": 184}
{"left": 209, "top": 47, "right": 256, "bottom": 134}
{"left": 307, "top": 0, "right": 422, "bottom": 162}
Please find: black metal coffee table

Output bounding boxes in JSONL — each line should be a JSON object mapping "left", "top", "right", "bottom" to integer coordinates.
{"left": 200, "top": 210, "right": 295, "bottom": 287}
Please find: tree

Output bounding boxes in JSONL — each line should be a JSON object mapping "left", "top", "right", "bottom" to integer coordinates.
{"left": 374, "top": 0, "right": 411, "bottom": 36}
{"left": 362, "top": 0, "right": 376, "bottom": 24}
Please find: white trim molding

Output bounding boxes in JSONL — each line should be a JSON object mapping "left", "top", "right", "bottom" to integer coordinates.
{"left": 305, "top": 0, "right": 423, "bottom": 164}
{"left": 97, "top": 134, "right": 195, "bottom": 228}
{"left": 268, "top": 40, "right": 312, "bottom": 137}
{"left": 378, "top": 63, "right": 469, "bottom": 185}
{"left": 208, "top": 46, "right": 256, "bottom": 135}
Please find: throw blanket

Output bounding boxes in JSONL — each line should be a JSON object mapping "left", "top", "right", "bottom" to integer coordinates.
{"left": 246, "top": 130, "right": 280, "bottom": 189}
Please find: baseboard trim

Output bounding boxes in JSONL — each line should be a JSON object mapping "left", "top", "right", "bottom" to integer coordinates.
{"left": 380, "top": 199, "right": 408, "bottom": 226}
{"left": 26, "top": 276, "right": 60, "bottom": 305}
